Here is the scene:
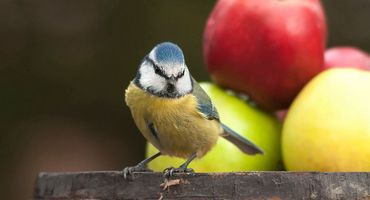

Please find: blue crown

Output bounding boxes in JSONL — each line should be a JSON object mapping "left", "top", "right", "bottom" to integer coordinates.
{"left": 153, "top": 42, "right": 184, "bottom": 65}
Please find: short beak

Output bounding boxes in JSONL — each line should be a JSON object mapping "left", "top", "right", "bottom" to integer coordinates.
{"left": 166, "top": 76, "right": 177, "bottom": 93}
{"left": 169, "top": 75, "right": 176, "bottom": 84}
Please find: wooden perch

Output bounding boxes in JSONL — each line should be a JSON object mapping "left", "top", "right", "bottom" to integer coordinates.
{"left": 34, "top": 171, "right": 370, "bottom": 200}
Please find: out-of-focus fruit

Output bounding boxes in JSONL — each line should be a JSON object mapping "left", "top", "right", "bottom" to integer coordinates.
{"left": 147, "top": 82, "right": 282, "bottom": 172}
{"left": 324, "top": 46, "right": 370, "bottom": 70}
{"left": 282, "top": 68, "right": 370, "bottom": 171}
{"left": 203, "top": 0, "right": 327, "bottom": 111}
{"left": 275, "top": 110, "right": 287, "bottom": 123}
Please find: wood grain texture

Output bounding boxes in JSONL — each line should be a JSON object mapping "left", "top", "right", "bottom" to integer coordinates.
{"left": 34, "top": 171, "right": 370, "bottom": 200}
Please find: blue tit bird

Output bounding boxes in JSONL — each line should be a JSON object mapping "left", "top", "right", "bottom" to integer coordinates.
{"left": 123, "top": 42, "right": 263, "bottom": 178}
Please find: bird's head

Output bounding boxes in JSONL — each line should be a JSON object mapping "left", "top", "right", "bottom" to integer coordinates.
{"left": 134, "top": 42, "right": 193, "bottom": 98}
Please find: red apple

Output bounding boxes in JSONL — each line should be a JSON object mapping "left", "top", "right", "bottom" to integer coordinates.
{"left": 324, "top": 47, "right": 370, "bottom": 70}
{"left": 203, "top": 0, "right": 327, "bottom": 111}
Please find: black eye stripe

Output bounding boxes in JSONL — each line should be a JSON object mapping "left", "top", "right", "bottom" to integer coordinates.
{"left": 154, "top": 66, "right": 168, "bottom": 79}
{"left": 145, "top": 56, "right": 185, "bottom": 80}
{"left": 146, "top": 57, "right": 168, "bottom": 78}
{"left": 177, "top": 70, "right": 185, "bottom": 78}
{"left": 154, "top": 65, "right": 165, "bottom": 76}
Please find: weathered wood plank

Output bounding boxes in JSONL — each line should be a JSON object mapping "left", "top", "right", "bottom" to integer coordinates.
{"left": 34, "top": 171, "right": 370, "bottom": 200}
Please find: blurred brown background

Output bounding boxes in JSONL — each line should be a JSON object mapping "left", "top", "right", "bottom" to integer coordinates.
{"left": 0, "top": 0, "right": 369, "bottom": 199}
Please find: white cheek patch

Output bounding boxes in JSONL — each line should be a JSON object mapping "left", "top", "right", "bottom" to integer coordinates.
{"left": 139, "top": 63, "right": 166, "bottom": 93}
{"left": 176, "top": 69, "right": 192, "bottom": 95}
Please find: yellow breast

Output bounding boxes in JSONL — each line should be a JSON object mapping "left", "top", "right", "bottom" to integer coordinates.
{"left": 125, "top": 82, "right": 221, "bottom": 158}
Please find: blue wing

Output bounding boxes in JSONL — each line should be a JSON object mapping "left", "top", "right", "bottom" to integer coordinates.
{"left": 191, "top": 77, "right": 219, "bottom": 121}
{"left": 191, "top": 77, "right": 264, "bottom": 155}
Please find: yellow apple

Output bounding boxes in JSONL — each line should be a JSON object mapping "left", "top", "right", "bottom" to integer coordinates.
{"left": 283, "top": 68, "right": 370, "bottom": 171}
{"left": 146, "top": 82, "right": 282, "bottom": 172}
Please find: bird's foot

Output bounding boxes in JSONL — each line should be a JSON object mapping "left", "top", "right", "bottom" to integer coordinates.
{"left": 163, "top": 166, "right": 194, "bottom": 177}
{"left": 123, "top": 164, "right": 152, "bottom": 179}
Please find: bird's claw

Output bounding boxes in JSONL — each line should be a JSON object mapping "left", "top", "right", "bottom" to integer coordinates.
{"left": 123, "top": 164, "right": 152, "bottom": 179}
{"left": 163, "top": 166, "right": 194, "bottom": 177}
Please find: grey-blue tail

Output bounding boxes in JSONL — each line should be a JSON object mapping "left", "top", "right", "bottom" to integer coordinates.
{"left": 221, "top": 123, "right": 264, "bottom": 155}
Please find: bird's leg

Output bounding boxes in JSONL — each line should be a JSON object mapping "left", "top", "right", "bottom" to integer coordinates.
{"left": 164, "top": 152, "right": 197, "bottom": 177}
{"left": 123, "top": 152, "right": 161, "bottom": 179}
{"left": 179, "top": 153, "right": 197, "bottom": 171}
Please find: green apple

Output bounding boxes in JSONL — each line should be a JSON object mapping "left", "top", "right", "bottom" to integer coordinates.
{"left": 146, "top": 82, "right": 281, "bottom": 172}
{"left": 282, "top": 68, "right": 370, "bottom": 171}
